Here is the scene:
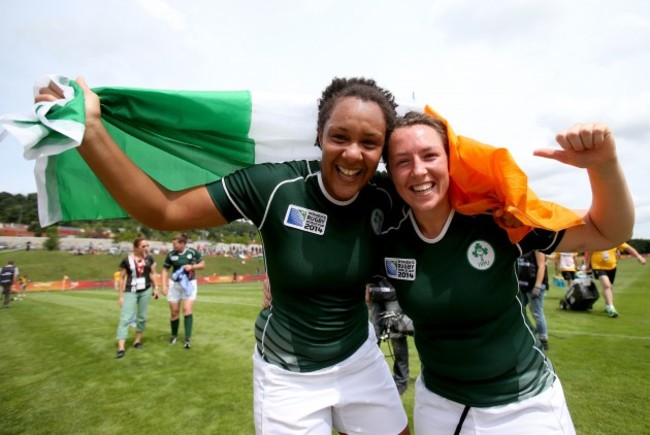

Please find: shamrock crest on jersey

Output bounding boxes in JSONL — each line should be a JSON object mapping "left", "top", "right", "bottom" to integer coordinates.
{"left": 467, "top": 240, "right": 495, "bottom": 270}
{"left": 284, "top": 204, "right": 327, "bottom": 235}
{"left": 370, "top": 208, "right": 384, "bottom": 235}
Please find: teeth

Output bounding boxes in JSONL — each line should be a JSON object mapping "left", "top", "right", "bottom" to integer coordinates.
{"left": 339, "top": 166, "right": 360, "bottom": 177}
{"left": 412, "top": 183, "right": 432, "bottom": 192}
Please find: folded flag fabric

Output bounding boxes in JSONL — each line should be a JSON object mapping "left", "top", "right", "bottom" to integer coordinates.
{"left": 171, "top": 268, "right": 193, "bottom": 297}
{"left": 424, "top": 106, "right": 584, "bottom": 243}
{"left": 0, "top": 75, "right": 583, "bottom": 242}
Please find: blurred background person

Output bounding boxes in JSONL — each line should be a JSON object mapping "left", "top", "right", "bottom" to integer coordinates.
{"left": 161, "top": 233, "right": 204, "bottom": 349}
{"left": 115, "top": 237, "right": 158, "bottom": 358}
{"left": 556, "top": 251, "right": 579, "bottom": 287}
{"left": 1, "top": 259, "right": 17, "bottom": 308}
{"left": 585, "top": 243, "right": 646, "bottom": 318}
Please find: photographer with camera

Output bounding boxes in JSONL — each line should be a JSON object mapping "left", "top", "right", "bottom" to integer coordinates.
{"left": 517, "top": 250, "right": 550, "bottom": 351}
{"left": 367, "top": 277, "right": 411, "bottom": 395}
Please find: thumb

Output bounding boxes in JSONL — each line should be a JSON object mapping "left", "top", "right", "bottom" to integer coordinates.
{"left": 533, "top": 148, "right": 570, "bottom": 164}
{"left": 75, "top": 76, "right": 91, "bottom": 92}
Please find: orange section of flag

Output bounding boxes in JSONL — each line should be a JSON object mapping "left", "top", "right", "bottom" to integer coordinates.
{"left": 424, "top": 105, "right": 584, "bottom": 243}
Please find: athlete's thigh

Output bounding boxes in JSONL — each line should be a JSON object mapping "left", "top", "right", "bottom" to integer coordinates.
{"left": 253, "top": 350, "right": 334, "bottom": 435}
{"left": 332, "top": 335, "right": 408, "bottom": 434}
{"left": 167, "top": 283, "right": 182, "bottom": 303}
{"left": 414, "top": 376, "right": 575, "bottom": 435}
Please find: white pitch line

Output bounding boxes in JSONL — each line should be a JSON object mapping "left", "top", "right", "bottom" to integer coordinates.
{"left": 553, "top": 330, "right": 650, "bottom": 340}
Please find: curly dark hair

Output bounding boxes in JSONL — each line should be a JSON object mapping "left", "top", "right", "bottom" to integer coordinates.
{"left": 382, "top": 111, "right": 449, "bottom": 166}
{"left": 315, "top": 77, "right": 398, "bottom": 148}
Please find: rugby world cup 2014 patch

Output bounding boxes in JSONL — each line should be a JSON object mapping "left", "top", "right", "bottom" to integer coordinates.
{"left": 284, "top": 205, "right": 327, "bottom": 235}
{"left": 384, "top": 257, "right": 416, "bottom": 281}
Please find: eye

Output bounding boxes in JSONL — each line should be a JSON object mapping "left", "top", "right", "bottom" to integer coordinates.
{"left": 424, "top": 153, "right": 437, "bottom": 161}
{"left": 363, "top": 140, "right": 380, "bottom": 149}
{"left": 396, "top": 158, "right": 410, "bottom": 167}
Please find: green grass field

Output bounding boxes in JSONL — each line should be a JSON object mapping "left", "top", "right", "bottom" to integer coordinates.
{"left": 0, "top": 253, "right": 648, "bottom": 434}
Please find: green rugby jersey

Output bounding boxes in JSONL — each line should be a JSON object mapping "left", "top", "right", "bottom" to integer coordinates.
{"left": 207, "top": 160, "right": 392, "bottom": 372}
{"left": 163, "top": 247, "right": 203, "bottom": 280}
{"left": 380, "top": 209, "right": 563, "bottom": 407}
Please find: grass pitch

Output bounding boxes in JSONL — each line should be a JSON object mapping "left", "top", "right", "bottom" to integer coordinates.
{"left": 0, "top": 257, "right": 648, "bottom": 434}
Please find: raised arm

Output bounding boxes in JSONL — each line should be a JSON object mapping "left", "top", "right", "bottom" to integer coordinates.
{"left": 534, "top": 123, "right": 634, "bottom": 253}
{"left": 35, "top": 77, "right": 227, "bottom": 231}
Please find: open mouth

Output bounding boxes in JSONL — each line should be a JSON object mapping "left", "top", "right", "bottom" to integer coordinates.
{"left": 337, "top": 165, "right": 362, "bottom": 180}
{"left": 411, "top": 182, "right": 433, "bottom": 194}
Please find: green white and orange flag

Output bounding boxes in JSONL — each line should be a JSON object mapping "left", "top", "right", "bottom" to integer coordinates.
{"left": 0, "top": 75, "right": 582, "bottom": 242}
{"left": 0, "top": 75, "right": 321, "bottom": 226}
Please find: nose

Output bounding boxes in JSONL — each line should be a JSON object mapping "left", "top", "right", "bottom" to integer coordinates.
{"left": 412, "top": 157, "right": 427, "bottom": 176}
{"left": 342, "top": 142, "right": 363, "bottom": 161}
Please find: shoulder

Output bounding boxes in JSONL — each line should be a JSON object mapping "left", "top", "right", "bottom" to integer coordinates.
{"left": 225, "top": 160, "right": 319, "bottom": 183}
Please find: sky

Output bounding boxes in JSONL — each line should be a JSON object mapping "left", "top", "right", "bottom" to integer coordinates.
{"left": 1, "top": 0, "right": 649, "bottom": 237}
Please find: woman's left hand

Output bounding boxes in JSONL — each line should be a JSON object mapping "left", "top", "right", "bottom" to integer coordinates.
{"left": 533, "top": 123, "right": 616, "bottom": 169}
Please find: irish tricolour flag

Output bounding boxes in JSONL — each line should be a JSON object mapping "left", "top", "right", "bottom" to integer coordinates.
{"left": 0, "top": 75, "right": 322, "bottom": 226}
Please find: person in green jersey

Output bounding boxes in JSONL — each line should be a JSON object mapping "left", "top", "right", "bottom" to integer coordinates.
{"left": 161, "top": 233, "right": 205, "bottom": 349}
{"left": 380, "top": 111, "right": 634, "bottom": 434}
{"left": 36, "top": 77, "right": 410, "bottom": 435}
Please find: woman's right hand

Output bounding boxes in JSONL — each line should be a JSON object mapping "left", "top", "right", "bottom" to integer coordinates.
{"left": 34, "top": 76, "right": 102, "bottom": 131}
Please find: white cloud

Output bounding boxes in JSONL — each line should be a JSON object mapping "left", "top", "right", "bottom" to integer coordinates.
{"left": 1, "top": 0, "right": 649, "bottom": 237}
{"left": 138, "top": 0, "right": 186, "bottom": 31}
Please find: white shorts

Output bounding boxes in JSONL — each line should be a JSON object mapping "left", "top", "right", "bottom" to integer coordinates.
{"left": 414, "top": 375, "right": 575, "bottom": 435}
{"left": 253, "top": 324, "right": 408, "bottom": 435}
{"left": 166, "top": 280, "right": 197, "bottom": 303}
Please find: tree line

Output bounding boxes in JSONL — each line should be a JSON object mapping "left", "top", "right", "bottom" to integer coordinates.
{"left": 0, "top": 191, "right": 259, "bottom": 245}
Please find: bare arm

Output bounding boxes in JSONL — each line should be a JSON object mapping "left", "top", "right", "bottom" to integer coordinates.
{"left": 534, "top": 252, "right": 546, "bottom": 288}
{"left": 623, "top": 245, "right": 646, "bottom": 265}
{"left": 185, "top": 259, "right": 205, "bottom": 272}
{"left": 583, "top": 252, "right": 591, "bottom": 270}
{"left": 150, "top": 261, "right": 159, "bottom": 298}
{"left": 118, "top": 268, "right": 127, "bottom": 306}
{"left": 35, "top": 77, "right": 227, "bottom": 231}
{"left": 161, "top": 267, "right": 169, "bottom": 295}
{"left": 534, "top": 123, "right": 634, "bottom": 253}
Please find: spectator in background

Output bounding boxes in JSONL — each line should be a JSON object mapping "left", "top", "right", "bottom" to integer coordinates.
{"left": 517, "top": 250, "right": 550, "bottom": 350}
{"left": 115, "top": 237, "right": 158, "bottom": 358}
{"left": 113, "top": 269, "right": 122, "bottom": 292}
{"left": 585, "top": 242, "right": 646, "bottom": 318}
{"left": 161, "top": 233, "right": 204, "bottom": 349}
{"left": 1, "top": 260, "right": 17, "bottom": 308}
{"left": 16, "top": 274, "right": 29, "bottom": 301}
{"left": 367, "top": 277, "right": 410, "bottom": 395}
{"left": 556, "top": 252, "right": 579, "bottom": 286}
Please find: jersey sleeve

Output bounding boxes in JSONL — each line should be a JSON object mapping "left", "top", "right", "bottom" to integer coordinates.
{"left": 205, "top": 160, "right": 317, "bottom": 226}
{"left": 118, "top": 257, "right": 128, "bottom": 270}
{"left": 519, "top": 228, "right": 565, "bottom": 255}
{"left": 163, "top": 254, "right": 172, "bottom": 270}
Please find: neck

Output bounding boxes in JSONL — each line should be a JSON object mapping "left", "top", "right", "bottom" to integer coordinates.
{"left": 412, "top": 203, "right": 452, "bottom": 239}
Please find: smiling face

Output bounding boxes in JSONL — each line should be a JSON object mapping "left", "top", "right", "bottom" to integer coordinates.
{"left": 318, "top": 97, "right": 386, "bottom": 201}
{"left": 387, "top": 124, "right": 451, "bottom": 220}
